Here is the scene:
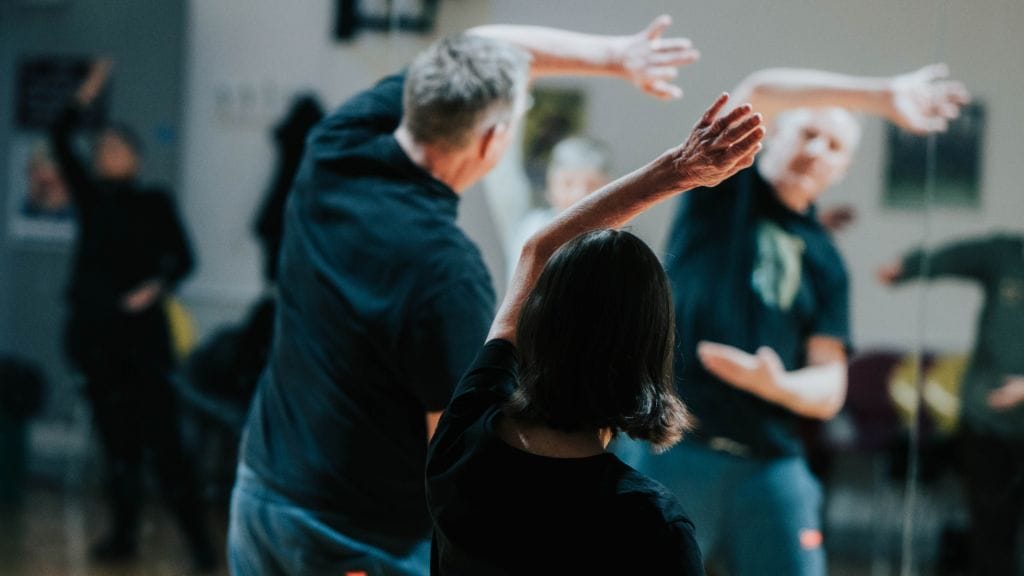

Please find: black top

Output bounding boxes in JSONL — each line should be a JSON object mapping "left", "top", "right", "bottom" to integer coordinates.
{"left": 426, "top": 340, "right": 703, "bottom": 576}
{"left": 50, "top": 105, "right": 194, "bottom": 328}
{"left": 664, "top": 166, "right": 850, "bottom": 458}
{"left": 240, "top": 73, "right": 496, "bottom": 550}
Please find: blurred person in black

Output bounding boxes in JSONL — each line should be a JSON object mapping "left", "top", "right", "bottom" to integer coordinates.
{"left": 254, "top": 93, "right": 326, "bottom": 284}
{"left": 230, "top": 15, "right": 699, "bottom": 576}
{"left": 50, "top": 59, "right": 215, "bottom": 571}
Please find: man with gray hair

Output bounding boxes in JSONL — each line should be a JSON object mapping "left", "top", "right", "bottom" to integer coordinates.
{"left": 229, "top": 16, "right": 698, "bottom": 576}
{"left": 623, "top": 65, "right": 969, "bottom": 575}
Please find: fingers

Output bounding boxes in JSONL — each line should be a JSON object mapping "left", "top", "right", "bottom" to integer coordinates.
{"left": 648, "top": 48, "right": 701, "bottom": 68}
{"left": 647, "top": 79, "right": 683, "bottom": 100}
{"left": 710, "top": 103, "right": 754, "bottom": 134}
{"left": 725, "top": 128, "right": 765, "bottom": 163}
{"left": 643, "top": 14, "right": 673, "bottom": 40}
{"left": 940, "top": 81, "right": 971, "bottom": 103}
{"left": 918, "top": 62, "right": 950, "bottom": 81}
{"left": 697, "top": 93, "right": 730, "bottom": 127}
{"left": 719, "top": 111, "right": 763, "bottom": 145}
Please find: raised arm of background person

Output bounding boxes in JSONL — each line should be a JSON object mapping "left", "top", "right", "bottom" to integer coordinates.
{"left": 698, "top": 336, "right": 847, "bottom": 420}
{"left": 878, "top": 236, "right": 996, "bottom": 286}
{"left": 729, "top": 64, "right": 970, "bottom": 134}
{"left": 50, "top": 58, "right": 114, "bottom": 209}
{"left": 469, "top": 15, "right": 700, "bottom": 100}
{"left": 489, "top": 94, "right": 764, "bottom": 344}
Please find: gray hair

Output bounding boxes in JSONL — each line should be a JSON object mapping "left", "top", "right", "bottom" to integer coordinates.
{"left": 403, "top": 33, "right": 530, "bottom": 149}
{"left": 548, "top": 136, "right": 611, "bottom": 176}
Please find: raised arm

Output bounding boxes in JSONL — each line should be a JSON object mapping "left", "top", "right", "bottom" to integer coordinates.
{"left": 730, "top": 63, "right": 969, "bottom": 134}
{"left": 878, "top": 235, "right": 996, "bottom": 286}
{"left": 50, "top": 59, "right": 113, "bottom": 207}
{"left": 489, "top": 94, "right": 764, "bottom": 343}
{"left": 469, "top": 15, "right": 700, "bottom": 100}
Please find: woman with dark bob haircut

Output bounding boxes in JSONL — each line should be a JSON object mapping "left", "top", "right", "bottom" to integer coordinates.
{"left": 426, "top": 93, "right": 765, "bottom": 575}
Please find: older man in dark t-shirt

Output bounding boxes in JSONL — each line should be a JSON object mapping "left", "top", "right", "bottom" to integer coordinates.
{"left": 622, "top": 65, "right": 968, "bottom": 575}
{"left": 229, "top": 17, "right": 700, "bottom": 576}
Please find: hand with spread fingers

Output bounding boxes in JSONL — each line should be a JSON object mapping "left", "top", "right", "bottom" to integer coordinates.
{"left": 614, "top": 14, "right": 701, "bottom": 100}
{"left": 671, "top": 94, "right": 765, "bottom": 189}
{"left": 698, "top": 341, "right": 787, "bottom": 403}
{"left": 888, "top": 63, "right": 971, "bottom": 134}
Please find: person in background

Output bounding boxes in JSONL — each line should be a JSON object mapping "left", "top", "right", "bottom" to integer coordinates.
{"left": 879, "top": 233, "right": 1024, "bottom": 576}
{"left": 50, "top": 59, "right": 214, "bottom": 571}
{"left": 505, "top": 135, "right": 610, "bottom": 282}
{"left": 624, "top": 64, "right": 969, "bottom": 575}
{"left": 229, "top": 15, "right": 700, "bottom": 576}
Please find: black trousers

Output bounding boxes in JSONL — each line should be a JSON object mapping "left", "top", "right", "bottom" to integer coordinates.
{"left": 67, "top": 304, "right": 208, "bottom": 550}
{"left": 960, "top": 426, "right": 1024, "bottom": 576}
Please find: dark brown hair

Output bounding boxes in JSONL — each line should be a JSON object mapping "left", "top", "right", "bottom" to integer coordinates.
{"left": 507, "top": 229, "right": 691, "bottom": 450}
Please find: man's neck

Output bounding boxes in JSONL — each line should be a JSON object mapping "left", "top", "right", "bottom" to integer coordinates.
{"left": 394, "top": 125, "right": 475, "bottom": 194}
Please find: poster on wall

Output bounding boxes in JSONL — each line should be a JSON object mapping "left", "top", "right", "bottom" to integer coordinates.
{"left": 6, "top": 134, "right": 76, "bottom": 240}
{"left": 884, "top": 102, "right": 985, "bottom": 208}
{"left": 8, "top": 55, "right": 108, "bottom": 241}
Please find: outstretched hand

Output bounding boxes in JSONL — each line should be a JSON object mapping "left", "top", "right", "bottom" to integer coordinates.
{"left": 615, "top": 15, "right": 700, "bottom": 100}
{"left": 988, "top": 376, "right": 1024, "bottom": 412}
{"left": 698, "top": 341, "right": 787, "bottom": 402}
{"left": 888, "top": 63, "right": 970, "bottom": 134}
{"left": 670, "top": 93, "right": 764, "bottom": 189}
{"left": 75, "top": 58, "right": 113, "bottom": 107}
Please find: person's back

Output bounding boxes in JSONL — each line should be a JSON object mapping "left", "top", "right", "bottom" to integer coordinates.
{"left": 427, "top": 342, "right": 698, "bottom": 575}
{"left": 240, "top": 72, "right": 496, "bottom": 547}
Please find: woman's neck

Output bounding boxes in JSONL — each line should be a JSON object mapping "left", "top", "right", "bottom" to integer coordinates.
{"left": 496, "top": 416, "right": 611, "bottom": 458}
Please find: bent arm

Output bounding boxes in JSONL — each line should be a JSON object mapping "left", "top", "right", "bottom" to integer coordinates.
{"left": 469, "top": 15, "right": 699, "bottom": 100}
{"left": 489, "top": 94, "right": 764, "bottom": 343}
{"left": 698, "top": 336, "right": 847, "bottom": 420}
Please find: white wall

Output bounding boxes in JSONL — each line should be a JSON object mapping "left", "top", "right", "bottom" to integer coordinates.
{"left": 180, "top": 0, "right": 495, "bottom": 334}
{"left": 181, "top": 0, "right": 1024, "bottom": 352}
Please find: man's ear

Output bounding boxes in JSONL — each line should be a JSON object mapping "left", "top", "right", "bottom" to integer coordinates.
{"left": 478, "top": 122, "right": 509, "bottom": 161}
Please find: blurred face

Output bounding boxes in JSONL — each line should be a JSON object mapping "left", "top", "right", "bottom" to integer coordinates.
{"left": 757, "top": 108, "right": 860, "bottom": 213}
{"left": 94, "top": 130, "right": 139, "bottom": 180}
{"left": 546, "top": 167, "right": 609, "bottom": 213}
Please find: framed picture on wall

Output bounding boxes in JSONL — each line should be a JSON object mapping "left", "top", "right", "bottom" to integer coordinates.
{"left": 884, "top": 102, "right": 985, "bottom": 208}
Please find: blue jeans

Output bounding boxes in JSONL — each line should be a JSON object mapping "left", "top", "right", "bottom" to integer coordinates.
{"left": 616, "top": 438, "right": 826, "bottom": 576}
{"left": 228, "top": 464, "right": 431, "bottom": 576}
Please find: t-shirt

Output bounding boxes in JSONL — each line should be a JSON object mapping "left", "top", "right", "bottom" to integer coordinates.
{"left": 426, "top": 340, "right": 703, "bottom": 575}
{"left": 240, "top": 73, "right": 496, "bottom": 551}
{"left": 897, "top": 233, "right": 1024, "bottom": 440}
{"left": 664, "top": 166, "right": 850, "bottom": 458}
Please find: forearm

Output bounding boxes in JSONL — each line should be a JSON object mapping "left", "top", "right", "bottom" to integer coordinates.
{"left": 468, "top": 25, "right": 627, "bottom": 79}
{"left": 733, "top": 68, "right": 893, "bottom": 123}
{"left": 490, "top": 153, "right": 685, "bottom": 342}
{"left": 49, "top": 104, "right": 94, "bottom": 202}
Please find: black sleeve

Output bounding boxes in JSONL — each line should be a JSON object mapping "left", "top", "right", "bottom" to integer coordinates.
{"left": 311, "top": 73, "right": 405, "bottom": 147}
{"left": 897, "top": 236, "right": 997, "bottom": 285}
{"left": 49, "top": 104, "right": 98, "bottom": 210}
{"left": 150, "top": 191, "right": 195, "bottom": 289}
{"left": 662, "top": 519, "right": 704, "bottom": 575}
{"left": 407, "top": 276, "right": 496, "bottom": 411}
{"left": 811, "top": 259, "right": 851, "bottom": 348}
